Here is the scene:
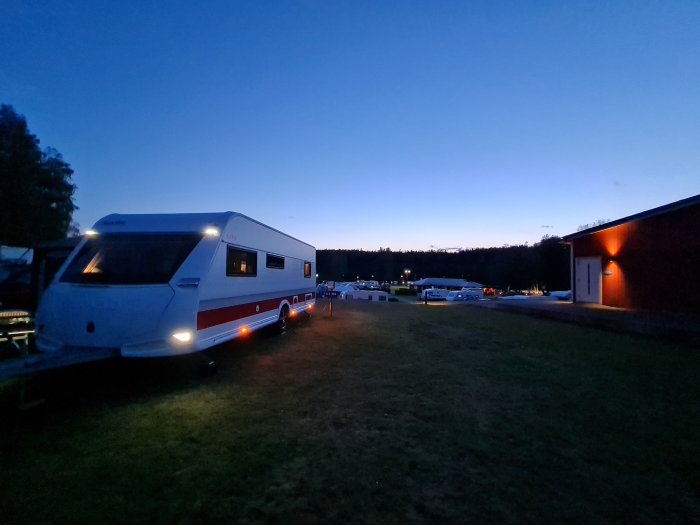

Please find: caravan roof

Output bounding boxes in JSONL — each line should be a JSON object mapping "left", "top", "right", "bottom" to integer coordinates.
{"left": 93, "top": 212, "right": 233, "bottom": 233}
{"left": 91, "top": 212, "right": 315, "bottom": 249}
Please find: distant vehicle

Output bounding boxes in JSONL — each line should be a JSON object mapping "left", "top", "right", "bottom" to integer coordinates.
{"left": 419, "top": 288, "right": 451, "bottom": 301}
{"left": 328, "top": 282, "right": 350, "bottom": 297}
{"left": 349, "top": 289, "right": 392, "bottom": 301}
{"left": 446, "top": 287, "right": 484, "bottom": 302}
{"left": 36, "top": 212, "right": 316, "bottom": 358}
{"left": 316, "top": 282, "right": 329, "bottom": 297}
{"left": 336, "top": 283, "right": 361, "bottom": 299}
{"left": 359, "top": 280, "right": 381, "bottom": 290}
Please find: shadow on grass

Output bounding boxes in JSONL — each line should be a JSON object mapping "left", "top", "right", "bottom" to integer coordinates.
{"left": 0, "top": 313, "right": 312, "bottom": 421}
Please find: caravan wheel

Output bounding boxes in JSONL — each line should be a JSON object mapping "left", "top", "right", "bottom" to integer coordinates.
{"left": 278, "top": 305, "right": 290, "bottom": 332}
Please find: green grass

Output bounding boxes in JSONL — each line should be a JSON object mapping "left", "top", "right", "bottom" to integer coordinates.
{"left": 1, "top": 301, "right": 699, "bottom": 524}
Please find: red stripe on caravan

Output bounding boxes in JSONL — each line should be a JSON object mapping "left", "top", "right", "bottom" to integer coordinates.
{"left": 196, "top": 292, "right": 315, "bottom": 330}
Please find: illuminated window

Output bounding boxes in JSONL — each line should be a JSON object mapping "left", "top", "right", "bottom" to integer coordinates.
{"left": 266, "top": 254, "right": 285, "bottom": 269}
{"left": 227, "top": 246, "right": 257, "bottom": 276}
{"left": 304, "top": 261, "right": 312, "bottom": 278}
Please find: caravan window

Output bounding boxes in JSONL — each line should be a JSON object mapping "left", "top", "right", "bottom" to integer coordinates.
{"left": 227, "top": 246, "right": 257, "bottom": 276}
{"left": 266, "top": 254, "right": 285, "bottom": 269}
{"left": 304, "top": 261, "right": 312, "bottom": 278}
{"left": 60, "top": 233, "right": 202, "bottom": 285}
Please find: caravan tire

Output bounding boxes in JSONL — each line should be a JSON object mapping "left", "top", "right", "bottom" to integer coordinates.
{"left": 278, "top": 305, "right": 290, "bottom": 333}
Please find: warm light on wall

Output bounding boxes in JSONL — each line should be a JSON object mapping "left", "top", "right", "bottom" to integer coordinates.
{"left": 602, "top": 235, "right": 621, "bottom": 257}
{"left": 601, "top": 258, "right": 625, "bottom": 307}
{"left": 598, "top": 221, "right": 636, "bottom": 258}
{"left": 603, "top": 259, "right": 616, "bottom": 275}
{"left": 603, "top": 259, "right": 616, "bottom": 276}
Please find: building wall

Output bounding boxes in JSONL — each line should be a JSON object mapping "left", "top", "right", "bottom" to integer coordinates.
{"left": 572, "top": 203, "right": 700, "bottom": 314}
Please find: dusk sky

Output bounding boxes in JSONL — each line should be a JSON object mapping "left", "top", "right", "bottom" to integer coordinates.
{"left": 3, "top": 1, "right": 699, "bottom": 250}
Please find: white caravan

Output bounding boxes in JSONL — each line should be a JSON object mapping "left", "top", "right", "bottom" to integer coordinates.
{"left": 445, "top": 287, "right": 484, "bottom": 301}
{"left": 419, "top": 288, "right": 451, "bottom": 301}
{"left": 35, "top": 212, "right": 316, "bottom": 357}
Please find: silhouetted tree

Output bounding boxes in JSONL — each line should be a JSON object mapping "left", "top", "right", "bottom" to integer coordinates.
{"left": 577, "top": 219, "right": 610, "bottom": 232}
{"left": 0, "top": 104, "right": 77, "bottom": 245}
{"left": 536, "top": 235, "right": 570, "bottom": 290}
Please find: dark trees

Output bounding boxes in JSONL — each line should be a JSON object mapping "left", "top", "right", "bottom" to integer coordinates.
{"left": 0, "top": 104, "right": 77, "bottom": 246}
{"left": 317, "top": 237, "right": 571, "bottom": 291}
{"left": 536, "top": 235, "right": 570, "bottom": 291}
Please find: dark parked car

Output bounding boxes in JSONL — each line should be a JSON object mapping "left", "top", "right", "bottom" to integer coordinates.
{"left": 0, "top": 237, "right": 81, "bottom": 312}
{"left": 0, "top": 263, "right": 32, "bottom": 310}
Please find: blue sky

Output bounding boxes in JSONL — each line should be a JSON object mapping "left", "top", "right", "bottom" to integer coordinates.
{"left": 3, "top": 0, "right": 699, "bottom": 250}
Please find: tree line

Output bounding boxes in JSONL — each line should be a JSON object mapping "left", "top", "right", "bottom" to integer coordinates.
{"left": 0, "top": 104, "right": 77, "bottom": 247}
{"left": 317, "top": 236, "right": 570, "bottom": 291}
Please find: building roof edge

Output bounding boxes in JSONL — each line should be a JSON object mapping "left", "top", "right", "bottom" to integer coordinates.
{"left": 563, "top": 194, "right": 700, "bottom": 241}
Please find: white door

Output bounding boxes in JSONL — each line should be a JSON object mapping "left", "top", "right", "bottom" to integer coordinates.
{"left": 575, "top": 257, "right": 602, "bottom": 303}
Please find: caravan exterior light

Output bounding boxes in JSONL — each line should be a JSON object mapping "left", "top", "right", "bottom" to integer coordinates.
{"left": 85, "top": 229, "right": 98, "bottom": 236}
{"left": 204, "top": 227, "right": 219, "bottom": 237}
{"left": 172, "top": 330, "right": 193, "bottom": 343}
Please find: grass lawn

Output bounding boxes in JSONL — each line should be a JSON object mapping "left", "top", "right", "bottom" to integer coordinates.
{"left": 1, "top": 300, "right": 699, "bottom": 524}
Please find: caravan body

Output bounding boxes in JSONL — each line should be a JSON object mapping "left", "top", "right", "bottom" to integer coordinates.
{"left": 36, "top": 212, "right": 316, "bottom": 357}
{"left": 419, "top": 288, "right": 451, "bottom": 301}
{"left": 445, "top": 287, "right": 484, "bottom": 301}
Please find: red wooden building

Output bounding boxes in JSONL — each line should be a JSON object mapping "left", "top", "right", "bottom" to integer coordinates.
{"left": 563, "top": 194, "right": 700, "bottom": 315}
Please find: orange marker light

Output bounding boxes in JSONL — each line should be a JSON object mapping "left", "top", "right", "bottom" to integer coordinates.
{"left": 241, "top": 327, "right": 248, "bottom": 334}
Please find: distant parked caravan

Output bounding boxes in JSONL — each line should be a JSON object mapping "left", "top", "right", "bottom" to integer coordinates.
{"left": 35, "top": 212, "right": 316, "bottom": 357}
{"left": 419, "top": 288, "right": 451, "bottom": 301}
